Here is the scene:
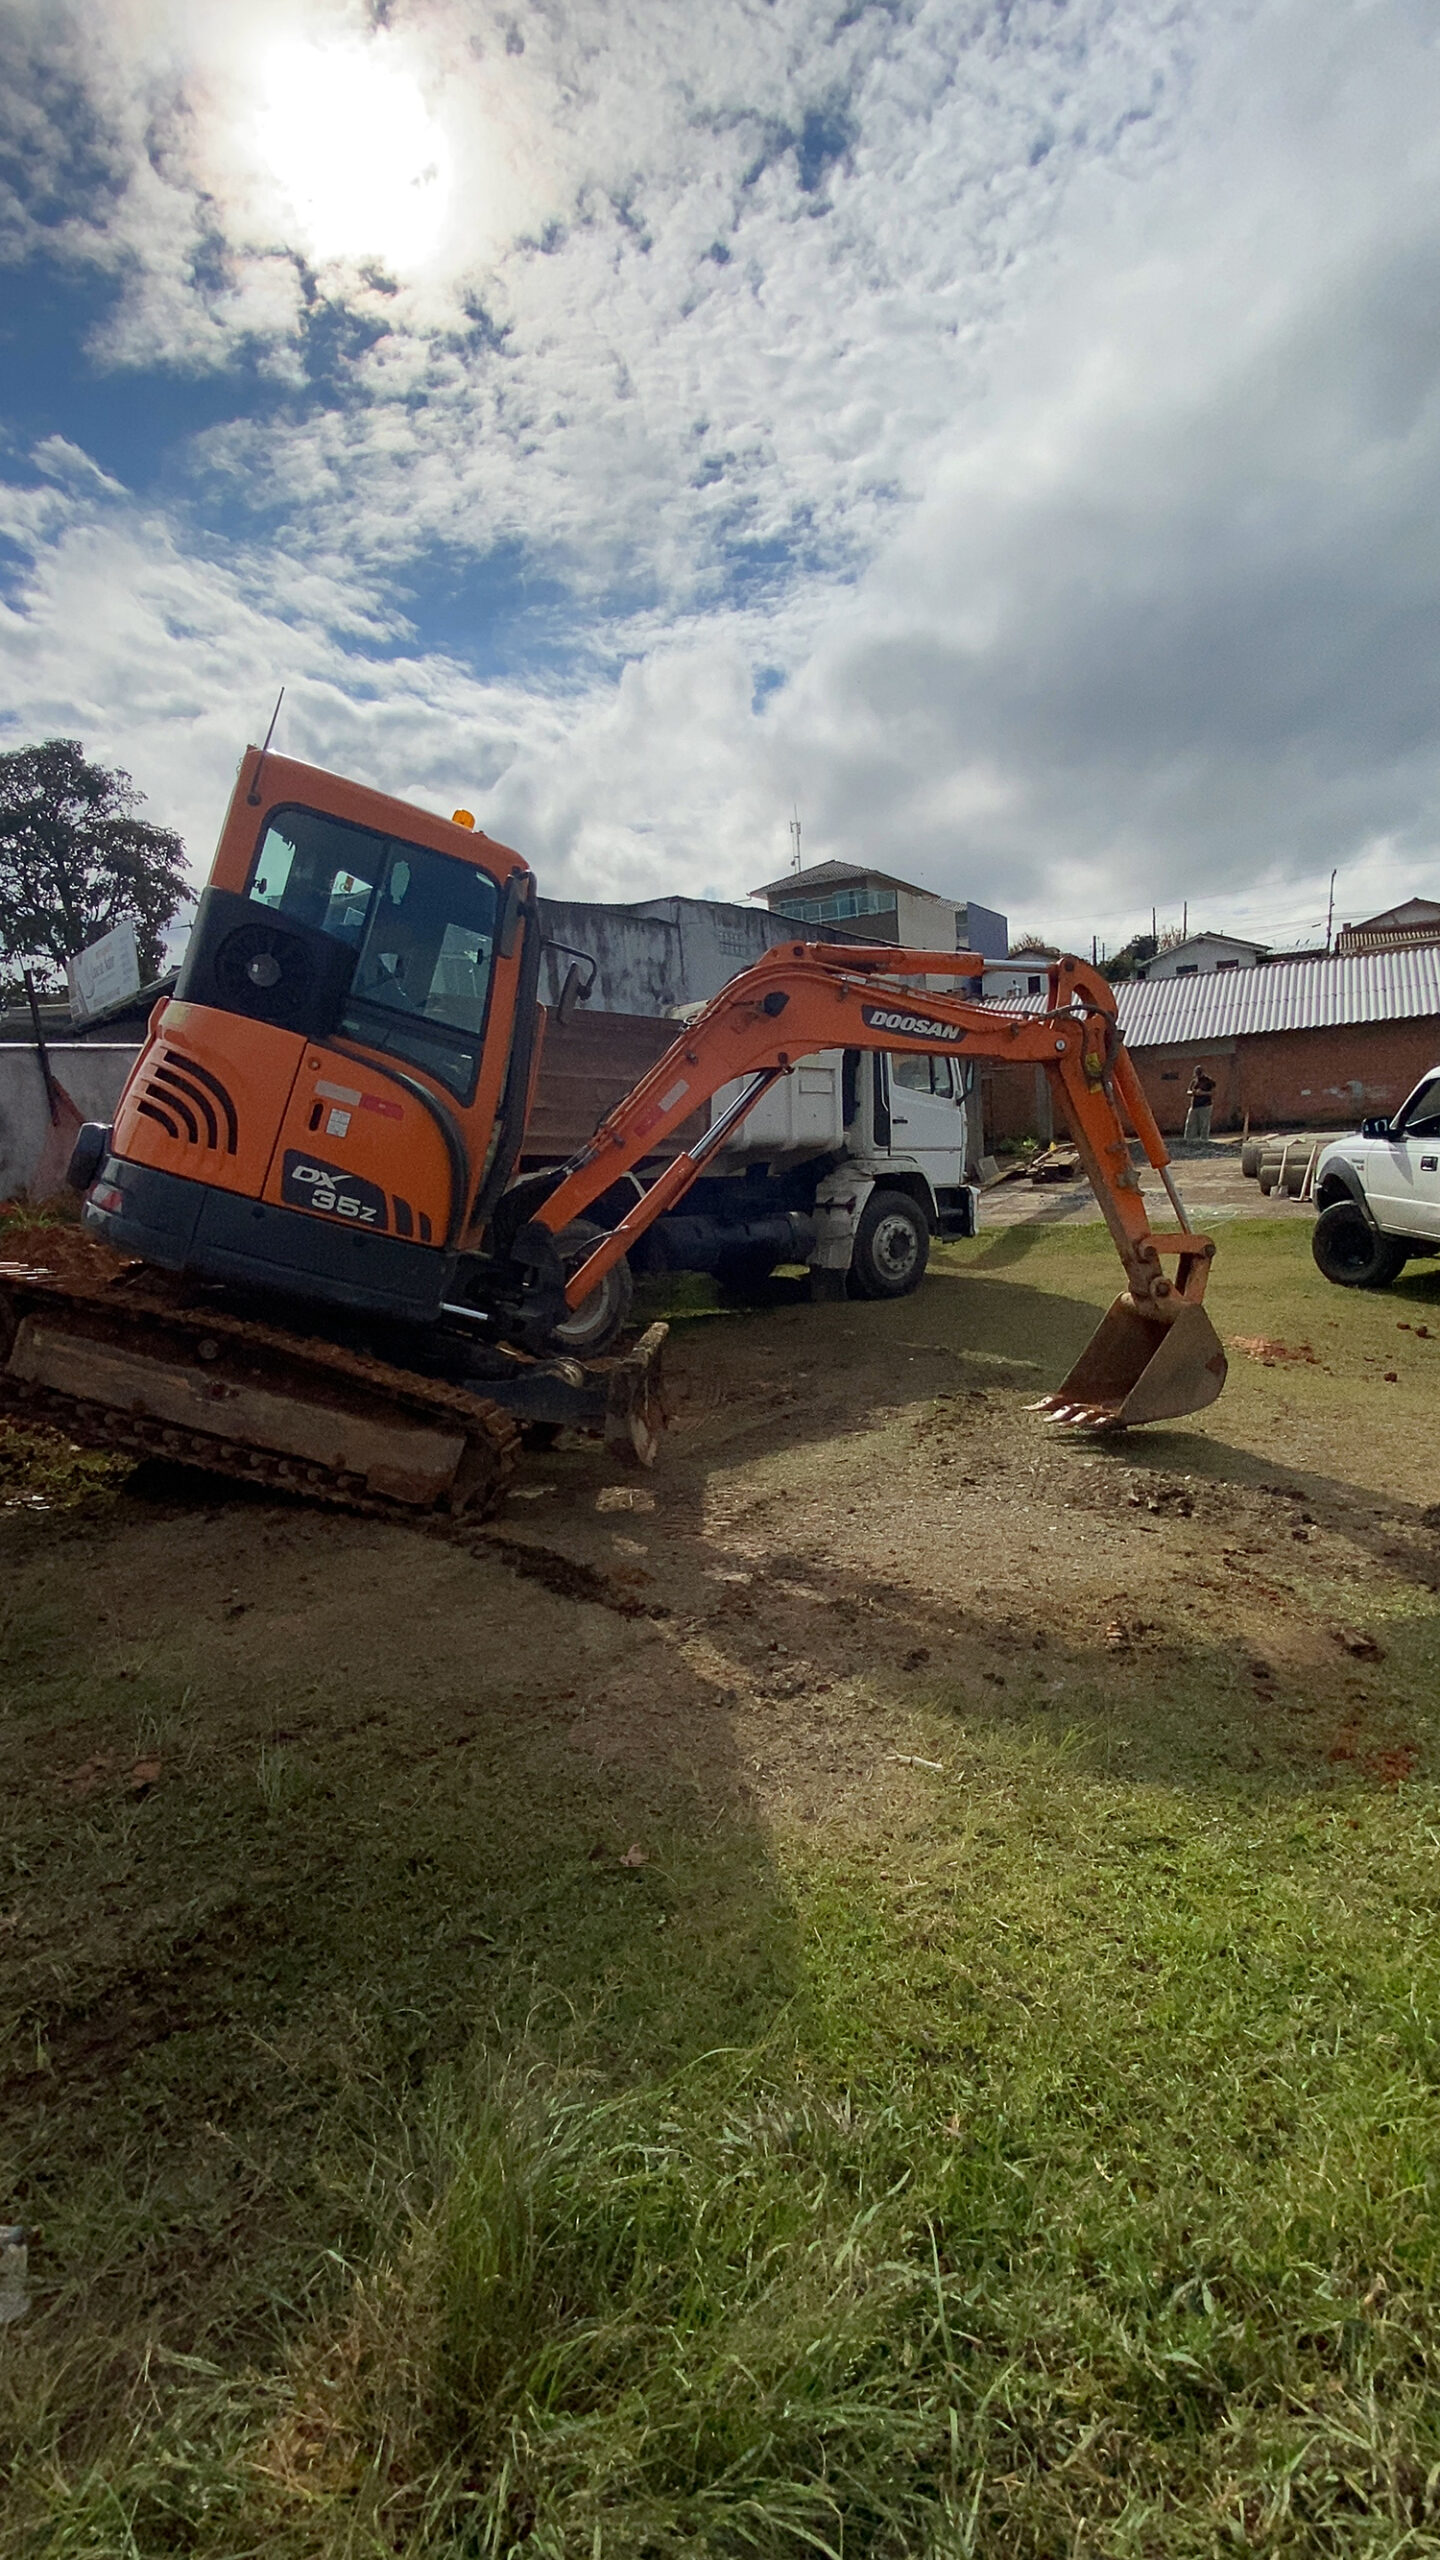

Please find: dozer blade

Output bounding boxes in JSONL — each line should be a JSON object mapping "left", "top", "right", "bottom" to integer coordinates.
{"left": 603, "top": 1323, "right": 668, "bottom": 1467}
{"left": 1033, "top": 1295, "right": 1228, "bottom": 1432}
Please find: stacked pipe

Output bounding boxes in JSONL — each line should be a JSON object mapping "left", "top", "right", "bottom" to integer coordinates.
{"left": 1239, "top": 1136, "right": 1323, "bottom": 1200}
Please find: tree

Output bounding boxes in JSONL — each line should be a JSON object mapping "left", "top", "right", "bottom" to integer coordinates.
{"left": 1104, "top": 933, "right": 1158, "bottom": 983}
{"left": 0, "top": 738, "right": 188, "bottom": 989}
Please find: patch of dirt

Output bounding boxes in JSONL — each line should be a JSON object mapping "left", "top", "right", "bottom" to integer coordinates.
{"left": 3, "top": 1267, "right": 1434, "bottom": 1874}
{"left": 437, "top": 1287, "right": 1437, "bottom": 1814}
{"left": 1231, "top": 1336, "right": 1320, "bottom": 1366}
{"left": 0, "top": 1218, "right": 135, "bottom": 1289}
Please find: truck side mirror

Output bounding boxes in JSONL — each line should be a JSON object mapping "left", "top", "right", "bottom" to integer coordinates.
{"left": 1360, "top": 1114, "right": 1394, "bottom": 1139}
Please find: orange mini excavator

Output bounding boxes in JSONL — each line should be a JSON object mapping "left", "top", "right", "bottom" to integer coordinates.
{"left": 0, "top": 745, "right": 1226, "bottom": 1517}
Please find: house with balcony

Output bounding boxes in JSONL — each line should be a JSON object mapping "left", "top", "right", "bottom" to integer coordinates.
{"left": 751, "top": 859, "right": 1007, "bottom": 963}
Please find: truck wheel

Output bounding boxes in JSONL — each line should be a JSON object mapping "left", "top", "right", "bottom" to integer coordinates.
{"left": 849, "top": 1190, "right": 929, "bottom": 1299}
{"left": 714, "top": 1247, "right": 778, "bottom": 1301}
{"left": 550, "top": 1220, "right": 634, "bottom": 1354}
{"left": 1311, "top": 1201, "right": 1409, "bottom": 1289}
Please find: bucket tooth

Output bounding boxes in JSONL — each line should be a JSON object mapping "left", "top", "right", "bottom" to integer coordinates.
{"left": 1043, "top": 1296, "right": 1227, "bottom": 1431}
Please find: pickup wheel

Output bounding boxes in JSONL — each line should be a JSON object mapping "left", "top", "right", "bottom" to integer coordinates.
{"left": 1311, "top": 1200, "right": 1409, "bottom": 1290}
{"left": 849, "top": 1189, "right": 929, "bottom": 1299}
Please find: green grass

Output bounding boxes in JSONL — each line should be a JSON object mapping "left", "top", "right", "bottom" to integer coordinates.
{"left": 5, "top": 1221, "right": 1440, "bottom": 2555}
{"left": 23, "top": 1782, "right": 1440, "bottom": 2557}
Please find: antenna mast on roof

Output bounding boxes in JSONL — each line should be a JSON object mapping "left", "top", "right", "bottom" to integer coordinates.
{"left": 246, "top": 686, "right": 286, "bottom": 808}
{"left": 789, "top": 807, "right": 802, "bottom": 874}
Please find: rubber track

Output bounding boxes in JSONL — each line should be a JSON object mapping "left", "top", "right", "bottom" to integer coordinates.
{"left": 0, "top": 1256, "right": 520, "bottom": 1523}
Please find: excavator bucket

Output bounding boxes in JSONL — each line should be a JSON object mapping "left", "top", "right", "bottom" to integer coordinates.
{"left": 1035, "top": 1295, "right": 1228, "bottom": 1431}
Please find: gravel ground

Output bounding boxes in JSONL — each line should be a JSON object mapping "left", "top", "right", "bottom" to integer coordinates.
{"left": 982, "top": 1133, "right": 1333, "bottom": 1230}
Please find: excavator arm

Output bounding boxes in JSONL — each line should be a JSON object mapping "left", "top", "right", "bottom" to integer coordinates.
{"left": 518, "top": 943, "right": 1227, "bottom": 1430}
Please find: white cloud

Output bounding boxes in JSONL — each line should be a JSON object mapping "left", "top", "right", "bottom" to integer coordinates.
{"left": 8, "top": 0, "right": 1201, "bottom": 581}
{"left": 1, "top": 0, "right": 1438, "bottom": 957}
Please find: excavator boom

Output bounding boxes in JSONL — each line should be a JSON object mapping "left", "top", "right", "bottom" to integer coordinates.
{"left": 521, "top": 943, "right": 1226, "bottom": 1431}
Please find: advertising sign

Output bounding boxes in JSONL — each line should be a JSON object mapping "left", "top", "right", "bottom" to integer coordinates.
{"left": 67, "top": 920, "right": 142, "bottom": 1024}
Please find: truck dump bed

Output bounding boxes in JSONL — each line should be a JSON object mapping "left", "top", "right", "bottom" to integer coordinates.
{"left": 522, "top": 1010, "right": 851, "bottom": 1173}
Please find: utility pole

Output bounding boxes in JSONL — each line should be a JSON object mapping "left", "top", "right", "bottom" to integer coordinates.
{"left": 1182, "top": 899, "right": 1188, "bottom": 940}
{"left": 1326, "top": 868, "right": 1337, "bottom": 952}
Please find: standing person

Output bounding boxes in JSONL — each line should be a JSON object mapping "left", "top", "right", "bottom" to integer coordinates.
{"left": 1184, "top": 1065, "right": 1216, "bottom": 1142}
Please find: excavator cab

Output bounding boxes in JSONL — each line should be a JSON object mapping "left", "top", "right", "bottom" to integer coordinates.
{"left": 83, "top": 749, "right": 539, "bottom": 1321}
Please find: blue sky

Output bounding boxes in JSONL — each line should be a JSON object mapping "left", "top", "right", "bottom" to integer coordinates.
{"left": 2, "top": 0, "right": 1438, "bottom": 953}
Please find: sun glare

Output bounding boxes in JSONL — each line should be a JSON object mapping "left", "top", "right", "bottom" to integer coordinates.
{"left": 253, "top": 38, "right": 451, "bottom": 272}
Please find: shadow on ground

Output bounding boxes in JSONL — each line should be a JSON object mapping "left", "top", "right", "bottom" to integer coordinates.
{"left": 0, "top": 1494, "right": 800, "bottom": 2375}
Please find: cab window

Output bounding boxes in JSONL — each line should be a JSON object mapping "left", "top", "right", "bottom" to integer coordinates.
{"left": 249, "top": 806, "right": 499, "bottom": 1099}
{"left": 891, "top": 1052, "right": 956, "bottom": 1099}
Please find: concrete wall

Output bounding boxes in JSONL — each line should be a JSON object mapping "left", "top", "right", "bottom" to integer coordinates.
{"left": 955, "top": 901, "right": 1009, "bottom": 960}
{"left": 535, "top": 895, "right": 836, "bottom": 1014}
{"left": 982, "top": 958, "right": 1051, "bottom": 1003}
{"left": 0, "top": 1047, "right": 138, "bottom": 1198}
{"left": 893, "top": 886, "right": 960, "bottom": 952}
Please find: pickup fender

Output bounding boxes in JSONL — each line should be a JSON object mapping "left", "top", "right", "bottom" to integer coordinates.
{"left": 1314, "top": 1155, "right": 1377, "bottom": 1222}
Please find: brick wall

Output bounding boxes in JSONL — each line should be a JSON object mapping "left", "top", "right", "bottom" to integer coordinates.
{"left": 978, "top": 1019, "right": 1440, "bottom": 1145}
{"left": 978, "top": 1062, "right": 1055, "bottom": 1148}
{"left": 1132, "top": 1019, "right": 1440, "bottom": 1133}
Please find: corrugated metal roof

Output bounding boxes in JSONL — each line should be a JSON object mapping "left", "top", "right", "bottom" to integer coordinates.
{"left": 1114, "top": 947, "right": 1440, "bottom": 1046}
{"left": 976, "top": 946, "right": 1440, "bottom": 1045}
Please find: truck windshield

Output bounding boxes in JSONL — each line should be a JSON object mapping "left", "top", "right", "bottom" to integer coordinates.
{"left": 1396, "top": 1074, "right": 1440, "bottom": 1138}
{"left": 250, "top": 806, "right": 498, "bottom": 1097}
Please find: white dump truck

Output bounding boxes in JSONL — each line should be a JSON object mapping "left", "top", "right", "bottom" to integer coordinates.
{"left": 514, "top": 1008, "right": 978, "bottom": 1302}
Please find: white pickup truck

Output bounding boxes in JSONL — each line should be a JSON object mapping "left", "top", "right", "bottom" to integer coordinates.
{"left": 1311, "top": 1067, "right": 1440, "bottom": 1287}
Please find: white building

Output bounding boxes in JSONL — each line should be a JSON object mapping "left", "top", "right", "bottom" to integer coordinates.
{"left": 750, "top": 859, "right": 1008, "bottom": 962}
{"left": 980, "top": 951, "right": 1058, "bottom": 1002}
{"left": 1139, "top": 932, "right": 1267, "bottom": 980}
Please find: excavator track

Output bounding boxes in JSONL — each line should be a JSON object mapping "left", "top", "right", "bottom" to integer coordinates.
{"left": 0, "top": 1231, "right": 520, "bottom": 1524}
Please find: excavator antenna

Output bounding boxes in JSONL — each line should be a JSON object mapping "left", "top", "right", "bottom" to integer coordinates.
{"left": 246, "top": 688, "right": 287, "bottom": 806}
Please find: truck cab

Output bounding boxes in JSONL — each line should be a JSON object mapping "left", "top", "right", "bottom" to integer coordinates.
{"left": 643, "top": 1041, "right": 977, "bottom": 1300}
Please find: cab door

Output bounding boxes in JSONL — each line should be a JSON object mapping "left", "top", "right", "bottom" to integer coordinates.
{"left": 1365, "top": 1072, "right": 1440, "bottom": 1240}
{"left": 887, "top": 1050, "right": 968, "bottom": 1187}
